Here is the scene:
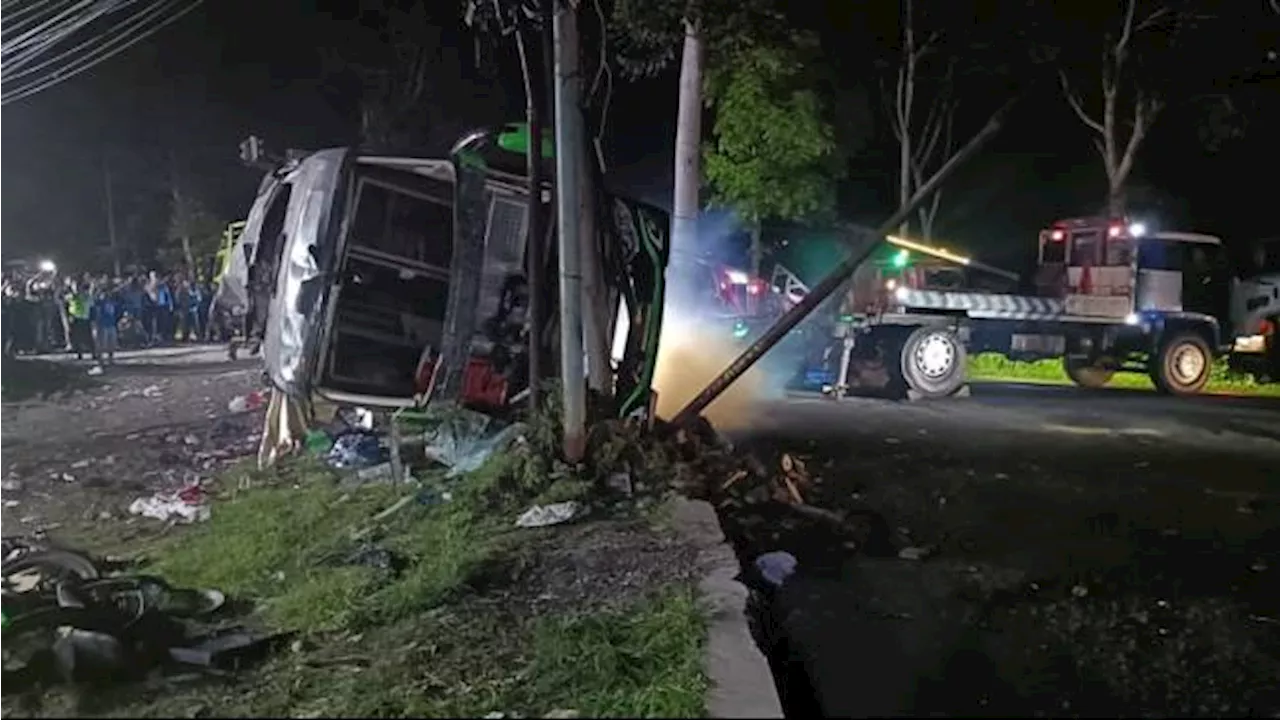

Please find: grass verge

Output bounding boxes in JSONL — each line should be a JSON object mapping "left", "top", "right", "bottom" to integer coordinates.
{"left": 1, "top": 355, "right": 95, "bottom": 402}
{"left": 968, "top": 353, "right": 1280, "bottom": 397}
{"left": 31, "top": 435, "right": 707, "bottom": 718}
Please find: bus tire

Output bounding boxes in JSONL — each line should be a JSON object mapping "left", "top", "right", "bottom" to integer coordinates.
{"left": 1063, "top": 355, "right": 1115, "bottom": 389}
{"left": 900, "top": 325, "right": 967, "bottom": 398}
{"left": 1150, "top": 333, "right": 1212, "bottom": 395}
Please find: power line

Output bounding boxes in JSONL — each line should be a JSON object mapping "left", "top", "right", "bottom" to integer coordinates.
{"left": 3, "top": 0, "right": 139, "bottom": 74}
{"left": 2, "top": 0, "right": 202, "bottom": 106}
{"left": 5, "top": 0, "right": 168, "bottom": 82}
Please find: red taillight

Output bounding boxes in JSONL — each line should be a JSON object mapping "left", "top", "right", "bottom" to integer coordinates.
{"left": 1050, "top": 229, "right": 1065, "bottom": 241}
{"left": 1108, "top": 225, "right": 1123, "bottom": 238}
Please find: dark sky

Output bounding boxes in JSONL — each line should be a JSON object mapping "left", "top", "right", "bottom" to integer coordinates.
{"left": 2, "top": 0, "right": 1277, "bottom": 273}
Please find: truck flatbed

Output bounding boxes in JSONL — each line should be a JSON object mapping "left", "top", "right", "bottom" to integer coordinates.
{"left": 893, "top": 288, "right": 1128, "bottom": 325}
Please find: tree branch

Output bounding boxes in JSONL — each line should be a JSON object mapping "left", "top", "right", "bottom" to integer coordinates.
{"left": 1114, "top": 93, "right": 1162, "bottom": 183}
{"left": 1059, "top": 71, "right": 1105, "bottom": 135}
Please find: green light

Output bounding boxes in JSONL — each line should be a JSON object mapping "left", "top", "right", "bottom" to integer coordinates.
{"left": 891, "top": 249, "right": 911, "bottom": 269}
{"left": 732, "top": 320, "right": 750, "bottom": 338}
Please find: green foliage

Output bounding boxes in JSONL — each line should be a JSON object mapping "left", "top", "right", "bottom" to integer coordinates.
{"left": 702, "top": 39, "right": 844, "bottom": 225}
{"left": 967, "top": 353, "right": 1280, "bottom": 397}
{"left": 608, "top": 0, "right": 792, "bottom": 80}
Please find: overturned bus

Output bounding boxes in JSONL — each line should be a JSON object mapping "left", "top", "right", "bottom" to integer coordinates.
{"left": 234, "top": 125, "right": 670, "bottom": 420}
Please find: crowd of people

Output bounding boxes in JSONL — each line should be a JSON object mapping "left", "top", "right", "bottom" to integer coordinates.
{"left": 2, "top": 266, "right": 237, "bottom": 368}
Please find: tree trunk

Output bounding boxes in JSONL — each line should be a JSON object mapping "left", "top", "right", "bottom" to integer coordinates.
{"left": 670, "top": 19, "right": 704, "bottom": 307}
{"left": 898, "top": 106, "right": 912, "bottom": 238}
{"left": 1107, "top": 184, "right": 1127, "bottom": 217}
{"left": 748, "top": 220, "right": 763, "bottom": 276}
{"left": 181, "top": 236, "right": 194, "bottom": 276}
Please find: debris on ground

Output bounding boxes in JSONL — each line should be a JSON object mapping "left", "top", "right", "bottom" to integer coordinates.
{"left": 326, "top": 432, "right": 388, "bottom": 470}
{"left": 413, "top": 405, "right": 528, "bottom": 477}
{"left": 897, "top": 545, "right": 934, "bottom": 561}
{"left": 227, "top": 390, "right": 266, "bottom": 414}
{"left": 128, "top": 483, "right": 211, "bottom": 524}
{"left": 2, "top": 538, "right": 277, "bottom": 693}
{"left": 515, "top": 501, "right": 581, "bottom": 528}
{"left": 754, "top": 551, "right": 798, "bottom": 587}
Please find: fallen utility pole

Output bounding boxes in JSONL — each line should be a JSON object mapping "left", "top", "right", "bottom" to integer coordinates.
{"left": 552, "top": 0, "right": 587, "bottom": 461}
{"left": 671, "top": 100, "right": 1016, "bottom": 427}
{"left": 515, "top": 21, "right": 545, "bottom": 414}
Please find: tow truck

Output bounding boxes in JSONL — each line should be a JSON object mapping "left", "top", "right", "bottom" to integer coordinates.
{"left": 814, "top": 217, "right": 1280, "bottom": 398}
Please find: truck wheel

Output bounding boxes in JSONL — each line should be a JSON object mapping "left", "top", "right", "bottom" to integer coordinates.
{"left": 1063, "top": 355, "right": 1115, "bottom": 389}
{"left": 1150, "top": 333, "right": 1212, "bottom": 395}
{"left": 900, "top": 326, "right": 967, "bottom": 398}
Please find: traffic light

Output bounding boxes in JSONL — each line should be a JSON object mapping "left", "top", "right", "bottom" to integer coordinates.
{"left": 891, "top": 248, "right": 911, "bottom": 269}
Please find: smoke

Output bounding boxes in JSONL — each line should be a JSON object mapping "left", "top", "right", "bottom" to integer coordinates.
{"left": 650, "top": 208, "right": 792, "bottom": 431}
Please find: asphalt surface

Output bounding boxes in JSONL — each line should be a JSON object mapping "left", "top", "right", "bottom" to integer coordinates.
{"left": 725, "top": 383, "right": 1280, "bottom": 717}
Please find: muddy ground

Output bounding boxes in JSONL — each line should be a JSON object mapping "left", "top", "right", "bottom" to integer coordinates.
{"left": 724, "top": 391, "right": 1280, "bottom": 717}
{"left": 1, "top": 347, "right": 266, "bottom": 548}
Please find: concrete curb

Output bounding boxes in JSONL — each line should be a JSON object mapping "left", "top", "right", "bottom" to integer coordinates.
{"left": 670, "top": 497, "right": 784, "bottom": 719}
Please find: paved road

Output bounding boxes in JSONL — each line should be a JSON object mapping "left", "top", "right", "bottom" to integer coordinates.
{"left": 726, "top": 381, "right": 1280, "bottom": 717}
{"left": 752, "top": 380, "right": 1280, "bottom": 451}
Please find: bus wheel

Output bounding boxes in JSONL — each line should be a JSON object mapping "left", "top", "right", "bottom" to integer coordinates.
{"left": 1063, "top": 355, "right": 1115, "bottom": 389}
{"left": 1150, "top": 333, "right": 1212, "bottom": 395}
{"left": 900, "top": 325, "right": 967, "bottom": 398}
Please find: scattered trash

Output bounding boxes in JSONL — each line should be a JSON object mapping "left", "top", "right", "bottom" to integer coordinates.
{"left": 60, "top": 473, "right": 76, "bottom": 483}
{"left": 128, "top": 485, "right": 211, "bottom": 524}
{"left": 86, "top": 365, "right": 104, "bottom": 376}
{"left": 415, "top": 487, "right": 453, "bottom": 506}
{"left": 70, "top": 459, "right": 92, "bottom": 469}
{"left": 515, "top": 502, "right": 580, "bottom": 528}
{"left": 898, "top": 545, "right": 934, "bottom": 561}
{"left": 544, "top": 711, "right": 580, "bottom": 719}
{"left": 141, "top": 384, "right": 163, "bottom": 399}
{"left": 304, "top": 428, "right": 334, "bottom": 455}
{"left": 754, "top": 551, "right": 798, "bottom": 587}
{"left": 1071, "top": 584, "right": 1089, "bottom": 598}
{"left": 183, "top": 434, "right": 200, "bottom": 446}
{"left": 2, "top": 544, "right": 269, "bottom": 692}
{"left": 2, "top": 479, "right": 23, "bottom": 492}
{"left": 355, "top": 463, "right": 395, "bottom": 484}
{"left": 348, "top": 407, "right": 375, "bottom": 431}
{"left": 5, "top": 499, "right": 19, "bottom": 508}
{"left": 606, "top": 472, "right": 634, "bottom": 496}
{"left": 326, "top": 432, "right": 388, "bottom": 470}
{"left": 343, "top": 544, "right": 404, "bottom": 574}
{"left": 227, "top": 390, "right": 266, "bottom": 414}
{"left": 420, "top": 406, "right": 526, "bottom": 477}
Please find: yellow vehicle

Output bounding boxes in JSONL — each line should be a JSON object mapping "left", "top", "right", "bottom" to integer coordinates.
{"left": 213, "top": 221, "right": 247, "bottom": 284}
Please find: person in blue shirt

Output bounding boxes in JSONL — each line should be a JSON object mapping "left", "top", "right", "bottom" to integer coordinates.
{"left": 90, "top": 287, "right": 121, "bottom": 366}
{"left": 155, "top": 277, "right": 175, "bottom": 345}
{"left": 121, "top": 277, "right": 146, "bottom": 348}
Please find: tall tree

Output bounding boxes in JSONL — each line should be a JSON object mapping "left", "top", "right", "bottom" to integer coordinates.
{"left": 881, "top": 0, "right": 957, "bottom": 240}
{"left": 702, "top": 37, "right": 845, "bottom": 271}
{"left": 610, "top": 0, "right": 789, "bottom": 294}
{"left": 321, "top": 1, "right": 507, "bottom": 154}
{"left": 1052, "top": 0, "right": 1204, "bottom": 215}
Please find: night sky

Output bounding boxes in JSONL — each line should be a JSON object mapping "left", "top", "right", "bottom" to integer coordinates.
{"left": 2, "top": 0, "right": 1277, "bottom": 275}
